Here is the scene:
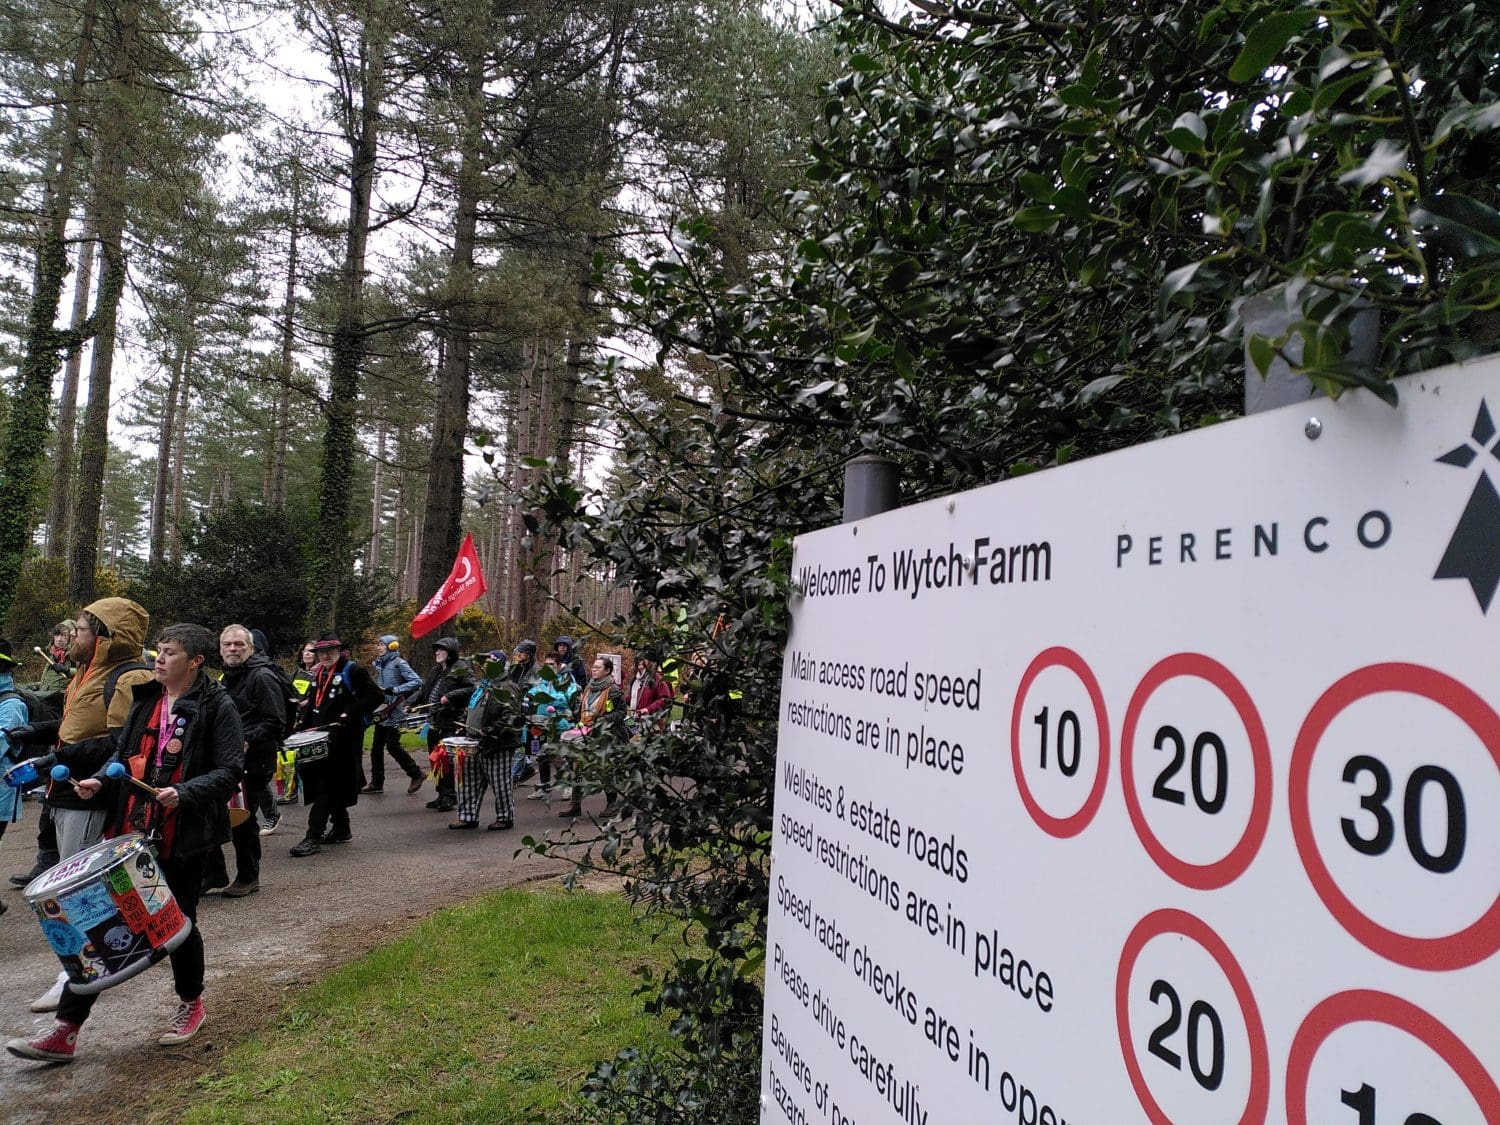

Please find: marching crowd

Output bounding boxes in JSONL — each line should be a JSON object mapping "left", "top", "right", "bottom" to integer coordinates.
{"left": 0, "top": 598, "right": 676, "bottom": 1065}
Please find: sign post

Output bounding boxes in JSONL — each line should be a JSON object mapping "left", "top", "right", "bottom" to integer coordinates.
{"left": 762, "top": 358, "right": 1500, "bottom": 1123}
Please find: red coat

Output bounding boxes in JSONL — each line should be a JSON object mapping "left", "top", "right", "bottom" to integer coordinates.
{"left": 633, "top": 674, "right": 674, "bottom": 719}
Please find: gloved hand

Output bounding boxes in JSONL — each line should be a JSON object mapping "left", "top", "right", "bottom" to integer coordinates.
{"left": 49, "top": 661, "right": 70, "bottom": 676}
{"left": 4, "top": 724, "right": 37, "bottom": 744}
{"left": 3, "top": 759, "right": 40, "bottom": 788}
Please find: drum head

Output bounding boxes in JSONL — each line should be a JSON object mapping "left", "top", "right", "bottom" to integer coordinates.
{"left": 25, "top": 835, "right": 145, "bottom": 900}
{"left": 284, "top": 731, "right": 329, "bottom": 749}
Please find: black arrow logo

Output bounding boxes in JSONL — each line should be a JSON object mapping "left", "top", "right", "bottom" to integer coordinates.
{"left": 1434, "top": 400, "right": 1500, "bottom": 612}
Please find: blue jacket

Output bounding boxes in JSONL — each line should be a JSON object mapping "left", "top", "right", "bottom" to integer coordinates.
{"left": 372, "top": 651, "right": 422, "bottom": 727}
{"left": 0, "top": 673, "right": 27, "bottom": 823}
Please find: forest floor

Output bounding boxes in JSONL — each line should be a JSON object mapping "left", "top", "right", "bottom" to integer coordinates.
{"left": 0, "top": 770, "right": 606, "bottom": 1122}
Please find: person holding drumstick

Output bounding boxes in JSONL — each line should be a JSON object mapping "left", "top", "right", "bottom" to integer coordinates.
{"left": 289, "top": 633, "right": 382, "bottom": 858}
{"left": 6, "top": 623, "right": 243, "bottom": 1063}
{"left": 4, "top": 598, "right": 155, "bottom": 1013}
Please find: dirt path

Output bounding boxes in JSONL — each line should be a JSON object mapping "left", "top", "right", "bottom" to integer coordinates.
{"left": 0, "top": 778, "right": 586, "bottom": 1122}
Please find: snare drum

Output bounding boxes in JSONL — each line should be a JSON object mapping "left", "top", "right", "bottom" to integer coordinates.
{"left": 24, "top": 833, "right": 193, "bottom": 995}
{"left": 436, "top": 736, "right": 478, "bottom": 786}
{"left": 284, "top": 729, "right": 330, "bottom": 765}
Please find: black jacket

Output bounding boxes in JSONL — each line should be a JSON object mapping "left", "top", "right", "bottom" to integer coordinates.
{"left": 420, "top": 639, "right": 475, "bottom": 738}
{"left": 220, "top": 653, "right": 286, "bottom": 770}
{"left": 95, "top": 673, "right": 244, "bottom": 860}
{"left": 299, "top": 657, "right": 382, "bottom": 809}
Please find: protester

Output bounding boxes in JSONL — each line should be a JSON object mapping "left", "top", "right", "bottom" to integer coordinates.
{"left": 242, "top": 629, "right": 288, "bottom": 833}
{"left": 526, "top": 651, "right": 578, "bottom": 812}
{"left": 6, "top": 623, "right": 244, "bottom": 1062}
{"left": 628, "top": 653, "right": 674, "bottom": 733}
{"left": 552, "top": 636, "right": 587, "bottom": 689}
{"left": 289, "top": 633, "right": 381, "bottom": 857}
{"left": 559, "top": 656, "right": 627, "bottom": 818}
{"left": 203, "top": 624, "right": 287, "bottom": 897}
{"left": 36, "top": 620, "right": 76, "bottom": 701}
{"left": 4, "top": 598, "right": 154, "bottom": 1013}
{"left": 450, "top": 654, "right": 525, "bottom": 832}
{"left": 419, "top": 638, "right": 473, "bottom": 812}
{"left": 364, "top": 635, "right": 424, "bottom": 795}
{"left": 276, "top": 642, "right": 318, "bottom": 806}
{"left": 0, "top": 641, "right": 30, "bottom": 915}
{"left": 6, "top": 628, "right": 75, "bottom": 890}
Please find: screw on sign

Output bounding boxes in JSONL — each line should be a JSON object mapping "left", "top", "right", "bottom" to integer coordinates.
{"left": 1289, "top": 662, "right": 1500, "bottom": 970}
{"left": 1119, "top": 653, "right": 1273, "bottom": 890}
{"left": 1115, "top": 909, "right": 1269, "bottom": 1124}
{"left": 1009, "top": 646, "right": 1111, "bottom": 838}
{"left": 1285, "top": 990, "right": 1500, "bottom": 1125}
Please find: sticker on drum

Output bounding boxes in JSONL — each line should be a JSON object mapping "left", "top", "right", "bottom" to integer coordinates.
{"left": 285, "top": 730, "right": 330, "bottom": 763}
{"left": 40, "top": 919, "right": 86, "bottom": 956}
{"left": 59, "top": 881, "right": 119, "bottom": 930}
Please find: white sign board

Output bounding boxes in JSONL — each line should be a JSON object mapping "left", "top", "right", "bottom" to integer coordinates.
{"left": 762, "top": 358, "right": 1500, "bottom": 1125}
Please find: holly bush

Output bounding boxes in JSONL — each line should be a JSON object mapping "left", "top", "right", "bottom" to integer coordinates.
{"left": 538, "top": 3, "right": 1500, "bottom": 1121}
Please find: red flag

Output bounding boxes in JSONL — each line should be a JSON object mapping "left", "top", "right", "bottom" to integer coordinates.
{"left": 411, "top": 532, "right": 488, "bottom": 638}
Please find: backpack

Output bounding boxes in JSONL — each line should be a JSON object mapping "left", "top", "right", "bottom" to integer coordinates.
{"left": 103, "top": 661, "right": 151, "bottom": 715}
{"left": 257, "top": 662, "right": 299, "bottom": 739}
{"left": 1, "top": 685, "right": 55, "bottom": 725}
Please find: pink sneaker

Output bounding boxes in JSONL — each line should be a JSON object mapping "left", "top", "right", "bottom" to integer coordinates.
{"left": 158, "top": 997, "right": 206, "bottom": 1045}
{"left": 6, "top": 1020, "right": 79, "bottom": 1063}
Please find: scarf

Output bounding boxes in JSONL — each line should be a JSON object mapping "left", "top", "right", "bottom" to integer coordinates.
{"left": 121, "top": 695, "right": 189, "bottom": 856}
{"left": 583, "top": 675, "right": 614, "bottom": 722}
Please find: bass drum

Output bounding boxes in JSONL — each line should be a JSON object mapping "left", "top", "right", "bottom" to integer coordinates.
{"left": 23, "top": 833, "right": 193, "bottom": 995}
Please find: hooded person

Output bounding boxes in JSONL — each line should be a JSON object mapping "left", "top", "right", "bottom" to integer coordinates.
{"left": 364, "top": 635, "right": 424, "bottom": 795}
{"left": 551, "top": 636, "right": 586, "bottom": 690}
{"left": 289, "top": 633, "right": 382, "bottom": 857}
{"left": 418, "top": 638, "right": 474, "bottom": 812}
{"left": 4, "top": 599, "right": 156, "bottom": 1011}
{"left": 10, "top": 601, "right": 154, "bottom": 861}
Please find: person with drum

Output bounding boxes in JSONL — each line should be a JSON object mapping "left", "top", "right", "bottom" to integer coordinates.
{"left": 4, "top": 598, "right": 155, "bottom": 1013}
{"left": 363, "top": 635, "right": 425, "bottom": 795}
{"left": 449, "top": 652, "right": 528, "bottom": 831}
{"left": 289, "top": 633, "right": 382, "bottom": 858}
{"left": 6, "top": 622, "right": 244, "bottom": 1062}
{"left": 418, "top": 637, "right": 473, "bottom": 813}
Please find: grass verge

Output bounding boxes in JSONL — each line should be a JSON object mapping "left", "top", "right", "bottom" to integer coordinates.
{"left": 166, "top": 884, "right": 672, "bottom": 1125}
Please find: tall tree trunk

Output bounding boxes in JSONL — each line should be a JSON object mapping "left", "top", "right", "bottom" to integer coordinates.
{"left": 367, "top": 423, "right": 385, "bottom": 572}
{"left": 0, "top": 0, "right": 99, "bottom": 619}
{"left": 67, "top": 0, "right": 141, "bottom": 604}
{"left": 391, "top": 436, "right": 406, "bottom": 594}
{"left": 308, "top": 18, "right": 384, "bottom": 631}
{"left": 148, "top": 335, "right": 187, "bottom": 564}
{"left": 267, "top": 164, "right": 301, "bottom": 508}
{"left": 168, "top": 350, "right": 192, "bottom": 562}
{"left": 508, "top": 342, "right": 534, "bottom": 632}
{"left": 44, "top": 227, "right": 97, "bottom": 560}
{"left": 414, "top": 42, "right": 483, "bottom": 631}
{"left": 518, "top": 342, "right": 558, "bottom": 638}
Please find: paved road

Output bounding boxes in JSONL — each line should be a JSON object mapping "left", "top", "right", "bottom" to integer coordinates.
{"left": 0, "top": 775, "right": 582, "bottom": 1122}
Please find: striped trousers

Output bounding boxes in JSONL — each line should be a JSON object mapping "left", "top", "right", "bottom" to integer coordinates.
{"left": 457, "top": 748, "right": 515, "bottom": 824}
